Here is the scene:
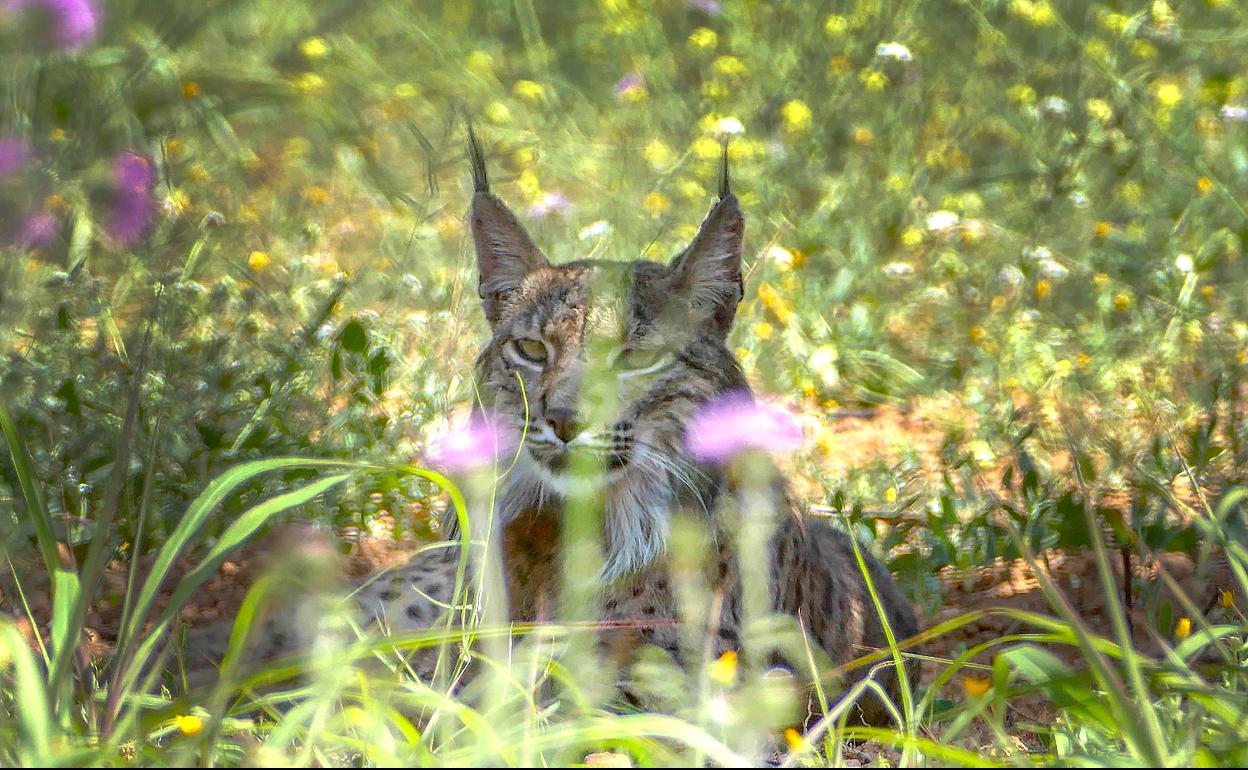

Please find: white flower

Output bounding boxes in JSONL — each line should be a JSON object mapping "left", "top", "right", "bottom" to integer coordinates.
{"left": 1038, "top": 258, "right": 1069, "bottom": 280}
{"left": 766, "top": 244, "right": 796, "bottom": 268}
{"left": 1039, "top": 96, "right": 1070, "bottom": 117}
{"left": 578, "top": 220, "right": 611, "bottom": 240}
{"left": 1174, "top": 253, "right": 1194, "bottom": 273}
{"left": 924, "top": 210, "right": 959, "bottom": 232}
{"left": 875, "top": 41, "right": 913, "bottom": 62}
{"left": 714, "top": 117, "right": 745, "bottom": 135}
{"left": 921, "top": 286, "right": 950, "bottom": 303}
{"left": 1069, "top": 191, "right": 1089, "bottom": 208}
{"left": 999, "top": 265, "right": 1024, "bottom": 287}
{"left": 883, "top": 262, "right": 915, "bottom": 278}
{"left": 1221, "top": 105, "right": 1248, "bottom": 123}
{"left": 1023, "top": 245, "right": 1053, "bottom": 262}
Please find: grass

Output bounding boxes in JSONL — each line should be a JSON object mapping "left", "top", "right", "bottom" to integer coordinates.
{"left": 3, "top": 0, "right": 1248, "bottom": 765}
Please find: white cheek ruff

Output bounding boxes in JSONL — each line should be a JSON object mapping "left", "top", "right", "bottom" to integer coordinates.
{"left": 492, "top": 445, "right": 676, "bottom": 582}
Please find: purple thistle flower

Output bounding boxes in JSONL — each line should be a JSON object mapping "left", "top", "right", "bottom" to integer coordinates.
{"left": 527, "top": 191, "right": 572, "bottom": 219}
{"left": 685, "top": 391, "right": 804, "bottom": 464}
{"left": 18, "top": 213, "right": 56, "bottom": 247}
{"left": 109, "top": 151, "right": 155, "bottom": 246}
{"left": 0, "top": 137, "right": 30, "bottom": 178}
{"left": 427, "top": 413, "right": 516, "bottom": 473}
{"left": 5, "top": 0, "right": 99, "bottom": 49}
{"left": 614, "top": 72, "right": 643, "bottom": 97}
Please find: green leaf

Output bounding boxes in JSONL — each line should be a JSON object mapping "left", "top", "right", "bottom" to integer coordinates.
{"left": 339, "top": 318, "right": 368, "bottom": 353}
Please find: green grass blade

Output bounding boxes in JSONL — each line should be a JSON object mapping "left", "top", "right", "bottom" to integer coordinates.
{"left": 0, "top": 402, "right": 61, "bottom": 582}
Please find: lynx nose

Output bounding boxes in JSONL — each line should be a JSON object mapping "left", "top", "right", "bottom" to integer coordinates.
{"left": 545, "top": 407, "right": 583, "bottom": 444}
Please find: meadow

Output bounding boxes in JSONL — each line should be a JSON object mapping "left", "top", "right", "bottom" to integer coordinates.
{"left": 2, "top": 0, "right": 1247, "bottom": 765}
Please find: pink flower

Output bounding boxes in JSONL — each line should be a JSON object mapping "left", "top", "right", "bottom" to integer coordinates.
{"left": 18, "top": 213, "right": 56, "bottom": 247}
{"left": 685, "top": 391, "right": 804, "bottom": 463}
{"left": 6, "top": 0, "right": 99, "bottom": 49}
{"left": 109, "top": 152, "right": 155, "bottom": 245}
{"left": 527, "top": 192, "right": 571, "bottom": 219}
{"left": 0, "top": 137, "right": 29, "bottom": 178}
{"left": 427, "top": 414, "right": 516, "bottom": 473}
{"left": 614, "top": 72, "right": 643, "bottom": 97}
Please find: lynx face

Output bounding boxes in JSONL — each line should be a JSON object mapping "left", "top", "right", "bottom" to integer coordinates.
{"left": 468, "top": 142, "right": 748, "bottom": 579}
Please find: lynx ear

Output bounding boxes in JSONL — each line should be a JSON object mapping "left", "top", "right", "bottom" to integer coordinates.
{"left": 667, "top": 177, "right": 744, "bottom": 335}
{"left": 467, "top": 125, "right": 549, "bottom": 325}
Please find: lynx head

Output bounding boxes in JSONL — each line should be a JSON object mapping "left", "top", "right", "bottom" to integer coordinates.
{"left": 467, "top": 130, "right": 750, "bottom": 579}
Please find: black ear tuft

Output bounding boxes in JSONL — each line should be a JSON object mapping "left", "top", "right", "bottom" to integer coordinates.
{"left": 718, "top": 141, "right": 730, "bottom": 200}
{"left": 467, "top": 119, "right": 489, "bottom": 194}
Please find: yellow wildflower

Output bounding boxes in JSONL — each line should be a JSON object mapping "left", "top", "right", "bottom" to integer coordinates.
{"left": 688, "top": 27, "right": 717, "bottom": 49}
{"left": 1093, "top": 221, "right": 1114, "bottom": 239}
{"left": 1174, "top": 616, "right": 1192, "bottom": 640}
{"left": 692, "top": 136, "right": 722, "bottom": 159}
{"left": 644, "top": 139, "right": 673, "bottom": 169}
{"left": 293, "top": 73, "right": 326, "bottom": 94}
{"left": 1221, "top": 590, "right": 1235, "bottom": 610}
{"left": 517, "top": 169, "right": 541, "bottom": 201}
{"left": 859, "top": 69, "right": 889, "bottom": 91}
{"left": 1034, "top": 279, "right": 1051, "bottom": 299}
{"left": 173, "top": 715, "right": 203, "bottom": 737}
{"left": 642, "top": 191, "right": 670, "bottom": 215}
{"left": 45, "top": 193, "right": 66, "bottom": 211}
{"left": 1092, "top": 272, "right": 1111, "bottom": 290}
{"left": 1121, "top": 181, "right": 1143, "bottom": 204}
{"left": 1113, "top": 291, "right": 1132, "bottom": 312}
{"left": 852, "top": 127, "right": 875, "bottom": 147}
{"left": 713, "top": 55, "right": 748, "bottom": 78}
{"left": 884, "top": 486, "right": 898, "bottom": 504}
{"left": 1008, "top": 84, "right": 1037, "bottom": 106}
{"left": 754, "top": 321, "right": 775, "bottom": 340}
{"left": 784, "top": 727, "right": 804, "bottom": 750}
{"left": 901, "top": 227, "right": 924, "bottom": 248}
{"left": 1154, "top": 81, "right": 1183, "bottom": 109}
{"left": 708, "top": 650, "right": 738, "bottom": 686}
{"left": 50, "top": 127, "right": 67, "bottom": 142}
{"left": 181, "top": 81, "right": 201, "bottom": 99}
{"left": 392, "top": 82, "right": 418, "bottom": 99}
{"left": 484, "top": 100, "right": 512, "bottom": 124}
{"left": 827, "top": 55, "right": 851, "bottom": 76}
{"left": 824, "top": 14, "right": 848, "bottom": 37}
{"left": 1086, "top": 98, "right": 1113, "bottom": 123}
{"left": 969, "top": 325, "right": 988, "bottom": 345}
{"left": 248, "top": 250, "right": 272, "bottom": 272}
{"left": 164, "top": 190, "right": 190, "bottom": 216}
{"left": 781, "top": 100, "right": 813, "bottom": 133}
{"left": 1196, "top": 176, "right": 1214, "bottom": 195}
{"left": 512, "top": 79, "right": 546, "bottom": 103}
{"left": 342, "top": 706, "right": 368, "bottom": 728}
{"left": 1201, "top": 285, "right": 1214, "bottom": 300}
{"left": 466, "top": 50, "right": 495, "bottom": 76}
{"left": 300, "top": 37, "right": 330, "bottom": 60}
{"left": 962, "top": 676, "right": 991, "bottom": 698}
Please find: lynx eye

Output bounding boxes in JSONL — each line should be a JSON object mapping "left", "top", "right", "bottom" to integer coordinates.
{"left": 613, "top": 347, "right": 665, "bottom": 373}
{"left": 512, "top": 338, "right": 549, "bottom": 363}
